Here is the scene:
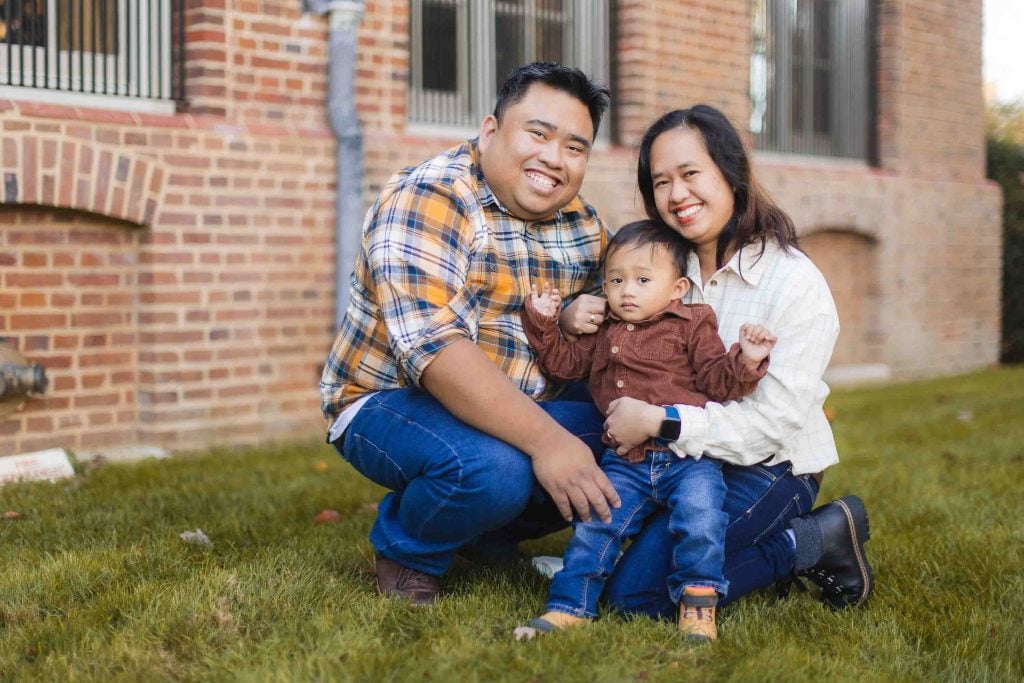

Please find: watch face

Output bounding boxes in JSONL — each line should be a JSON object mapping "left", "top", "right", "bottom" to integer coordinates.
{"left": 659, "top": 418, "right": 681, "bottom": 441}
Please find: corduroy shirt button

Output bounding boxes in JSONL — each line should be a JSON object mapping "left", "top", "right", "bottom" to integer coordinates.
{"left": 626, "top": 324, "right": 635, "bottom": 331}
{"left": 611, "top": 346, "right": 619, "bottom": 353}
{"left": 616, "top": 380, "right": 624, "bottom": 388}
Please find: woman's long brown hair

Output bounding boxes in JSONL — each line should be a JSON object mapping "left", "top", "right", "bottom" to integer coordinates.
{"left": 636, "top": 105, "right": 800, "bottom": 269}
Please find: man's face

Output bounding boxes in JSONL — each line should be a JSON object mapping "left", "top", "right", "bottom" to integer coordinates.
{"left": 477, "top": 83, "right": 594, "bottom": 221}
{"left": 602, "top": 244, "right": 689, "bottom": 322}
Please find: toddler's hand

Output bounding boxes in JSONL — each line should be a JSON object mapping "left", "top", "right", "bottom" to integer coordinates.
{"left": 529, "top": 282, "right": 562, "bottom": 318}
{"left": 738, "top": 323, "right": 776, "bottom": 364}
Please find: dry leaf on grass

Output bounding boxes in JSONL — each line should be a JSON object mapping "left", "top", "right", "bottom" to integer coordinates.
{"left": 179, "top": 528, "right": 213, "bottom": 547}
{"left": 3, "top": 510, "right": 22, "bottom": 520}
{"left": 313, "top": 460, "right": 329, "bottom": 472}
{"left": 314, "top": 509, "right": 341, "bottom": 524}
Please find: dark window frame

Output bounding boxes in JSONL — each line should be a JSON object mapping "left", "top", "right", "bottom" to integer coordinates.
{"left": 751, "top": 0, "right": 873, "bottom": 160}
{"left": 408, "top": 0, "right": 610, "bottom": 132}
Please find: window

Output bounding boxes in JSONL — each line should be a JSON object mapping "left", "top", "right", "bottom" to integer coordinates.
{"left": 409, "top": 0, "right": 610, "bottom": 130}
{"left": 0, "top": 0, "right": 183, "bottom": 102}
{"left": 751, "top": 0, "right": 871, "bottom": 159}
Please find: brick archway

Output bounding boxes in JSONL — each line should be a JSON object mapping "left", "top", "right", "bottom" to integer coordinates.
{"left": 801, "top": 228, "right": 882, "bottom": 369}
{"left": 0, "top": 138, "right": 167, "bottom": 456}
{"left": 1, "top": 138, "right": 166, "bottom": 227}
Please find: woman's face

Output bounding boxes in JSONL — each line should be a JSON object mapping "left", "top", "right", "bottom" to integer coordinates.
{"left": 649, "top": 126, "right": 735, "bottom": 251}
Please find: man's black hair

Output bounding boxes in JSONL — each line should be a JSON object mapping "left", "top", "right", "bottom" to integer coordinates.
{"left": 493, "top": 62, "right": 611, "bottom": 138}
{"left": 606, "top": 220, "right": 690, "bottom": 278}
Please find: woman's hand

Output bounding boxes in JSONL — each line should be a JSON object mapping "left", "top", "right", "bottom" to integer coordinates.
{"left": 604, "top": 397, "right": 665, "bottom": 455}
{"left": 559, "top": 294, "right": 607, "bottom": 337}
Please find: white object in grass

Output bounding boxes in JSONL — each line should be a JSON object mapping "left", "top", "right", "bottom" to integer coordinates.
{"left": 531, "top": 556, "right": 563, "bottom": 579}
{"left": 0, "top": 448, "right": 74, "bottom": 486}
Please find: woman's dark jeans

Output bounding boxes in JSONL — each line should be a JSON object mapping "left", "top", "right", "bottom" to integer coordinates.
{"left": 603, "top": 461, "right": 820, "bottom": 618}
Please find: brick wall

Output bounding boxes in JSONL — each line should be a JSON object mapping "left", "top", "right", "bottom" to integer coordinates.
{"left": 0, "top": 0, "right": 1002, "bottom": 456}
{"left": 1, "top": 2, "right": 336, "bottom": 457}
{"left": 353, "top": 0, "right": 1000, "bottom": 383}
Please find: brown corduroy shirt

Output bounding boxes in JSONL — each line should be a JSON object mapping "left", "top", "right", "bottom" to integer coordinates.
{"left": 521, "top": 299, "right": 768, "bottom": 463}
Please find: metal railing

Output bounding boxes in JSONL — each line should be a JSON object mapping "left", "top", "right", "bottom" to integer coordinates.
{"left": 0, "top": 0, "right": 185, "bottom": 104}
{"left": 408, "top": 0, "right": 609, "bottom": 131}
{"left": 751, "top": 0, "right": 871, "bottom": 160}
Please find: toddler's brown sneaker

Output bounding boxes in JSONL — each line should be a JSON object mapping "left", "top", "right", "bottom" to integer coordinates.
{"left": 678, "top": 586, "right": 718, "bottom": 642}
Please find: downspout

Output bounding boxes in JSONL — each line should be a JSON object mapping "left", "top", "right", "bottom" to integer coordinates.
{"left": 304, "top": 0, "right": 366, "bottom": 329}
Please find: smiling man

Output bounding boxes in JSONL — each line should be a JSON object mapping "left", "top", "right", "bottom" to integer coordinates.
{"left": 320, "top": 63, "right": 617, "bottom": 604}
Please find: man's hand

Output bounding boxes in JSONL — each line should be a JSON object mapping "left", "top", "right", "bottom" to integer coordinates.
{"left": 530, "top": 434, "right": 620, "bottom": 523}
{"left": 558, "top": 293, "right": 607, "bottom": 337}
{"left": 421, "top": 339, "right": 619, "bottom": 523}
{"left": 738, "top": 323, "right": 777, "bottom": 367}
{"left": 529, "top": 282, "right": 563, "bottom": 318}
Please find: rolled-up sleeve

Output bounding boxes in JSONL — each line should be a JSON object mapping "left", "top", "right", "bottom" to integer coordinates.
{"left": 367, "top": 183, "right": 480, "bottom": 387}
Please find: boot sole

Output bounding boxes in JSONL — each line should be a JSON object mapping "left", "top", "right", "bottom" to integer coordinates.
{"left": 833, "top": 495, "right": 874, "bottom": 607}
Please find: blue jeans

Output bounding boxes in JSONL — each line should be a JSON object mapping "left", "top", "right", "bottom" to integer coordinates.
{"left": 333, "top": 387, "right": 604, "bottom": 576}
{"left": 547, "top": 450, "right": 728, "bottom": 618}
{"left": 603, "top": 461, "right": 820, "bottom": 618}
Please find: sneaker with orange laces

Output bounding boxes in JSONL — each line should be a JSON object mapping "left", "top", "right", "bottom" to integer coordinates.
{"left": 678, "top": 586, "right": 718, "bottom": 642}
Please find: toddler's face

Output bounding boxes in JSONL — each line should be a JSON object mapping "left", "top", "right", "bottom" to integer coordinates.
{"left": 602, "top": 245, "right": 689, "bottom": 322}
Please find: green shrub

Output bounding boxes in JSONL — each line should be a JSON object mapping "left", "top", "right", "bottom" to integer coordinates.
{"left": 986, "top": 133, "right": 1024, "bottom": 361}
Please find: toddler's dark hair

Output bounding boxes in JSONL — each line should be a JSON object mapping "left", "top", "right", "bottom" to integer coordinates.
{"left": 606, "top": 220, "right": 689, "bottom": 277}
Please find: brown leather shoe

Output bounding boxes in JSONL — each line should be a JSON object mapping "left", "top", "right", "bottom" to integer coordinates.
{"left": 374, "top": 553, "right": 440, "bottom": 606}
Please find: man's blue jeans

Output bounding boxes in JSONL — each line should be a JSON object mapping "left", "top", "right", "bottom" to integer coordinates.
{"left": 333, "top": 387, "right": 604, "bottom": 576}
{"left": 603, "top": 461, "right": 820, "bottom": 618}
{"left": 547, "top": 449, "right": 728, "bottom": 618}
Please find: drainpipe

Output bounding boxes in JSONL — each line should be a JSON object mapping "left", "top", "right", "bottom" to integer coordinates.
{"left": 303, "top": 0, "right": 365, "bottom": 329}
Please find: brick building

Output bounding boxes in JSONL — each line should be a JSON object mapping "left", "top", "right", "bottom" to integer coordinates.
{"left": 0, "top": 0, "right": 1002, "bottom": 458}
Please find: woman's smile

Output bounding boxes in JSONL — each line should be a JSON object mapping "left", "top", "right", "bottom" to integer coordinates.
{"left": 650, "top": 126, "right": 735, "bottom": 254}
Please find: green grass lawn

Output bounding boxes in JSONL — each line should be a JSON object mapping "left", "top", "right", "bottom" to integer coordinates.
{"left": 2, "top": 367, "right": 1023, "bottom": 682}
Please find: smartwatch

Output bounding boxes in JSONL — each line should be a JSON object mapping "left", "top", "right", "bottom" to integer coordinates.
{"left": 657, "top": 405, "right": 682, "bottom": 443}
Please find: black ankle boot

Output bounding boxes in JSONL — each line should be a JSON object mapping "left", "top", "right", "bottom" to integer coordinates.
{"left": 797, "top": 495, "right": 874, "bottom": 609}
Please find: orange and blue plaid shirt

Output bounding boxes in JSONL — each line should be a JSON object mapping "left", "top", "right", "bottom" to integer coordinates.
{"left": 320, "top": 140, "right": 609, "bottom": 418}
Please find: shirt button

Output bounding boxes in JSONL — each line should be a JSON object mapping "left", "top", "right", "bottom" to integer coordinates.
{"left": 626, "top": 324, "right": 635, "bottom": 331}
{"left": 616, "top": 380, "right": 624, "bottom": 388}
{"left": 611, "top": 346, "right": 619, "bottom": 354}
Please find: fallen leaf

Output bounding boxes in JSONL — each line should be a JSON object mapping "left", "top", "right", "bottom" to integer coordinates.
{"left": 313, "top": 460, "right": 329, "bottom": 472}
{"left": 179, "top": 528, "right": 213, "bottom": 547}
{"left": 957, "top": 409, "right": 974, "bottom": 422}
{"left": 3, "top": 510, "right": 22, "bottom": 520}
{"left": 314, "top": 509, "right": 341, "bottom": 524}
{"left": 362, "top": 502, "right": 379, "bottom": 513}
{"left": 823, "top": 407, "right": 836, "bottom": 422}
